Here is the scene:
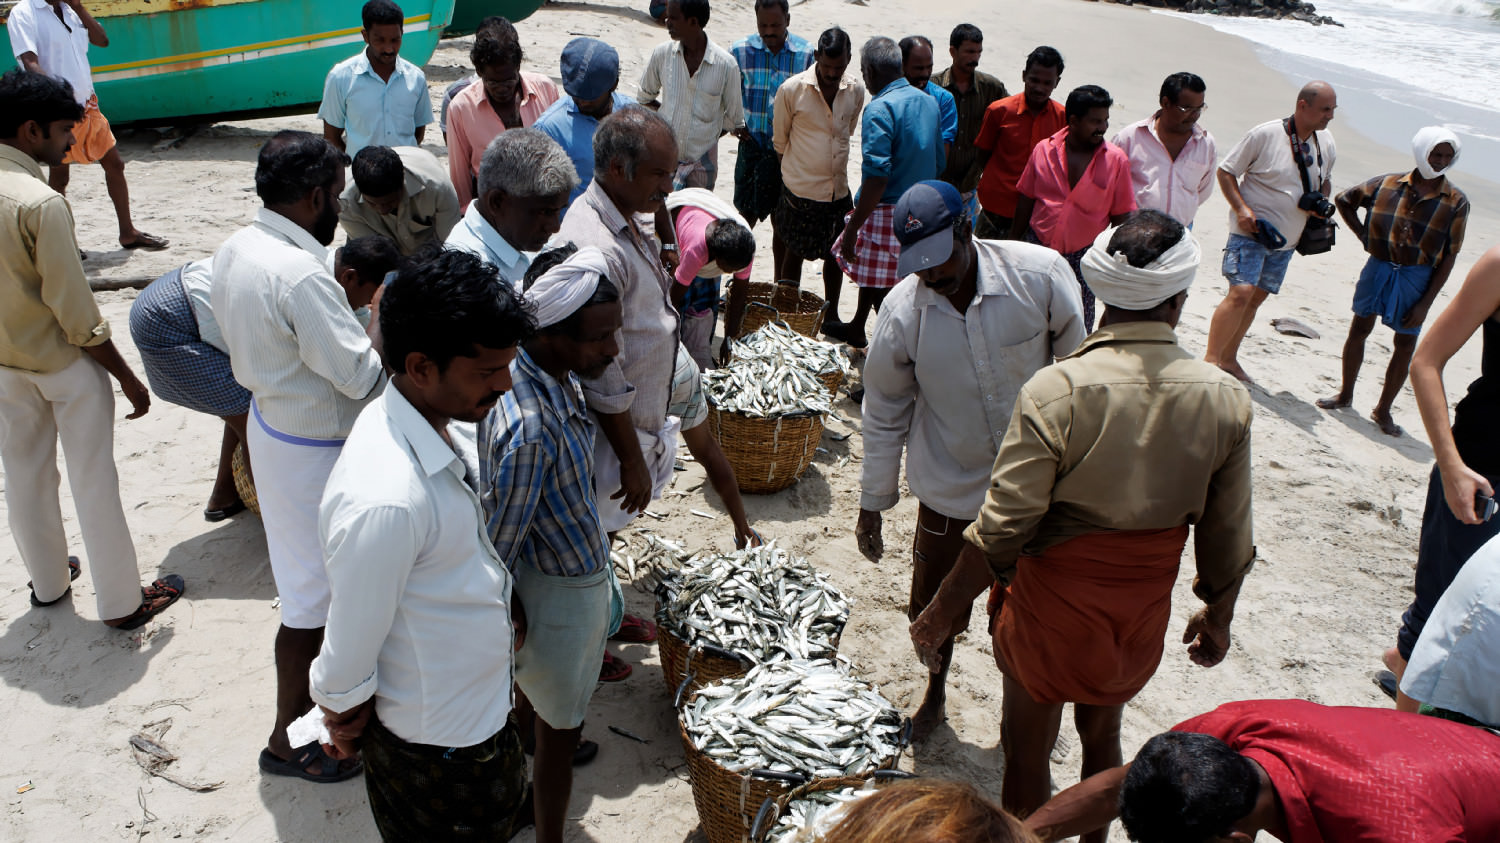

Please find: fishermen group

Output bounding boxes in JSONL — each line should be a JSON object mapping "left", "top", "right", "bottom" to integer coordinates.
{"left": 4, "top": 0, "right": 1500, "bottom": 840}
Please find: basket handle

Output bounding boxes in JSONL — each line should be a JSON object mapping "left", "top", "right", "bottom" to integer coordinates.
{"left": 699, "top": 640, "right": 754, "bottom": 666}
{"left": 869, "top": 769, "right": 916, "bottom": 781}
{"left": 749, "top": 794, "right": 781, "bottom": 842}
{"left": 673, "top": 667, "right": 697, "bottom": 709}
{"left": 749, "top": 768, "right": 811, "bottom": 785}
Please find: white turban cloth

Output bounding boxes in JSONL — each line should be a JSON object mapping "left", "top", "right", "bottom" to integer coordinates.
{"left": 525, "top": 246, "right": 610, "bottom": 328}
{"left": 1412, "top": 126, "right": 1461, "bottom": 180}
{"left": 1080, "top": 225, "right": 1201, "bottom": 311}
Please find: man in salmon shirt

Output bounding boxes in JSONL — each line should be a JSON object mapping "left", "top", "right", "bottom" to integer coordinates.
{"left": 1012, "top": 85, "right": 1136, "bottom": 330}
{"left": 971, "top": 46, "right": 1065, "bottom": 241}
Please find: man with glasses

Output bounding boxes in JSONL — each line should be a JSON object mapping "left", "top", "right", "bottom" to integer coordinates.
{"left": 1111, "top": 72, "right": 1216, "bottom": 229}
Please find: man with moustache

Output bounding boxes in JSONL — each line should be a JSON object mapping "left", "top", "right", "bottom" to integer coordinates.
{"left": 1111, "top": 72, "right": 1217, "bottom": 228}
{"left": 932, "top": 24, "right": 1008, "bottom": 210}
{"left": 973, "top": 46, "right": 1065, "bottom": 240}
{"left": 1012, "top": 85, "right": 1136, "bottom": 329}
{"left": 534, "top": 38, "right": 637, "bottom": 210}
{"left": 213, "top": 130, "right": 385, "bottom": 783}
{"left": 857, "top": 180, "right": 1084, "bottom": 741}
{"left": 899, "top": 36, "right": 958, "bottom": 159}
{"left": 318, "top": 0, "right": 433, "bottom": 157}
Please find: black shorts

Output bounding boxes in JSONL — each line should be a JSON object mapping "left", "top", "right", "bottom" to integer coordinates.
{"left": 775, "top": 190, "right": 854, "bottom": 263}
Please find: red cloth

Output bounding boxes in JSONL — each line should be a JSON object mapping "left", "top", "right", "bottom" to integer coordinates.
{"left": 1016, "top": 128, "right": 1137, "bottom": 255}
{"left": 832, "top": 204, "right": 902, "bottom": 289}
{"left": 1176, "top": 700, "right": 1500, "bottom": 842}
{"left": 990, "top": 525, "right": 1189, "bottom": 706}
{"left": 974, "top": 93, "right": 1066, "bottom": 217}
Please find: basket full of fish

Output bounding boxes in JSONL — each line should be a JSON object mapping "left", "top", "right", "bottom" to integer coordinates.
{"left": 749, "top": 771, "right": 915, "bottom": 843}
{"left": 677, "top": 659, "right": 910, "bottom": 843}
{"left": 736, "top": 281, "right": 829, "bottom": 340}
{"left": 654, "top": 542, "right": 850, "bottom": 703}
{"left": 727, "top": 320, "right": 851, "bottom": 397}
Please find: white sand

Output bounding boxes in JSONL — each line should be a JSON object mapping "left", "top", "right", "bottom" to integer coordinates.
{"left": 3, "top": 0, "right": 1498, "bottom": 839}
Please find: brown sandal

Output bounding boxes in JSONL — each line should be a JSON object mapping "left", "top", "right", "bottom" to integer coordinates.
{"left": 106, "top": 575, "right": 185, "bottom": 630}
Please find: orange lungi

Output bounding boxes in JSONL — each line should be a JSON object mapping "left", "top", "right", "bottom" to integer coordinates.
{"left": 989, "top": 524, "right": 1190, "bottom": 706}
{"left": 63, "top": 96, "right": 117, "bottom": 165}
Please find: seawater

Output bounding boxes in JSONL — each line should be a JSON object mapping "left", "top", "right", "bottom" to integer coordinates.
{"left": 1162, "top": 0, "right": 1500, "bottom": 185}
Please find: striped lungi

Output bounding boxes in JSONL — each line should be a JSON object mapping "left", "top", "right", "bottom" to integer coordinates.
{"left": 832, "top": 203, "right": 902, "bottom": 289}
{"left": 128, "top": 268, "right": 250, "bottom": 417}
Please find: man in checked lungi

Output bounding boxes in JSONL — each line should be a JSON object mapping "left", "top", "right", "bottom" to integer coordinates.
{"left": 828, "top": 36, "right": 941, "bottom": 349}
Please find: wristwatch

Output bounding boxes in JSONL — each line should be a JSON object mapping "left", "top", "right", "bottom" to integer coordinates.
{"left": 661, "top": 244, "right": 678, "bottom": 252}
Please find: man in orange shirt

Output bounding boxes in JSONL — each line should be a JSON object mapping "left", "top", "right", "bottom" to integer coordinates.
{"left": 972, "top": 47, "right": 1064, "bottom": 240}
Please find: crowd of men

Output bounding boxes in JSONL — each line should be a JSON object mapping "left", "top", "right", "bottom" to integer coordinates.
{"left": 4, "top": 0, "right": 1500, "bottom": 840}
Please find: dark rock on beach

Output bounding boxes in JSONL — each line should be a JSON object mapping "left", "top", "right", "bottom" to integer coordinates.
{"left": 1108, "top": 0, "right": 1343, "bottom": 27}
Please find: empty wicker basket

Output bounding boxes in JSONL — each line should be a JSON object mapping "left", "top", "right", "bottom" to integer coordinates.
{"left": 735, "top": 283, "right": 828, "bottom": 340}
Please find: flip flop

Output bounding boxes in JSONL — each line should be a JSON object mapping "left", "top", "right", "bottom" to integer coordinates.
{"left": 120, "top": 232, "right": 169, "bottom": 251}
{"left": 106, "top": 575, "right": 185, "bottom": 630}
{"left": 258, "top": 741, "right": 363, "bottom": 783}
{"left": 1375, "top": 669, "right": 1399, "bottom": 701}
{"left": 599, "top": 651, "right": 633, "bottom": 683}
{"left": 609, "top": 613, "right": 657, "bottom": 644}
{"left": 28, "top": 556, "right": 81, "bottom": 607}
{"left": 204, "top": 500, "right": 247, "bottom": 522}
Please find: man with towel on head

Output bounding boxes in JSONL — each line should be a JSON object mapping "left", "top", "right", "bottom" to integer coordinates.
{"left": 1318, "top": 127, "right": 1469, "bottom": 437}
{"left": 910, "top": 209, "right": 1255, "bottom": 843}
{"left": 482, "top": 244, "right": 624, "bottom": 843}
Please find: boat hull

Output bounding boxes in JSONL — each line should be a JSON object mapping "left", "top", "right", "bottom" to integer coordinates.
{"left": 444, "top": 0, "right": 544, "bottom": 36}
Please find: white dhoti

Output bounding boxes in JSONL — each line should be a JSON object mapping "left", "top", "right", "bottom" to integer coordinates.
{"left": 592, "top": 417, "right": 681, "bottom": 533}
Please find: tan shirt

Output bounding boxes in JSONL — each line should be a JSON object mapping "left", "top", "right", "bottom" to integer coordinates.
{"left": 771, "top": 66, "right": 864, "bottom": 202}
{"left": 339, "top": 146, "right": 461, "bottom": 255}
{"left": 0, "top": 144, "right": 109, "bottom": 374}
{"left": 965, "top": 321, "right": 1255, "bottom": 603}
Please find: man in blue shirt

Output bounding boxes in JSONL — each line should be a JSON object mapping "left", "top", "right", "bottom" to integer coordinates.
{"left": 318, "top": 0, "right": 434, "bottom": 156}
{"left": 534, "top": 38, "right": 637, "bottom": 211}
{"left": 730, "top": 0, "right": 813, "bottom": 271}
{"left": 900, "top": 35, "right": 957, "bottom": 159}
{"left": 828, "top": 36, "right": 941, "bottom": 348}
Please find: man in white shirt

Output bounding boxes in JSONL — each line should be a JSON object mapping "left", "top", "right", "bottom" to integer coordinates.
{"left": 857, "top": 180, "right": 1085, "bottom": 741}
{"left": 212, "top": 130, "right": 386, "bottom": 784}
{"left": 9, "top": 0, "right": 168, "bottom": 250}
{"left": 317, "top": 0, "right": 432, "bottom": 157}
{"left": 1110, "top": 72, "right": 1217, "bottom": 228}
{"left": 445, "top": 128, "right": 577, "bottom": 286}
{"left": 637, "top": 0, "right": 748, "bottom": 189}
{"left": 340, "top": 145, "right": 461, "bottom": 255}
{"left": 312, "top": 249, "right": 536, "bottom": 841}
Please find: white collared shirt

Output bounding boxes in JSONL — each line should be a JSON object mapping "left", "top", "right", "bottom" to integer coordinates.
{"left": 861, "top": 239, "right": 1086, "bottom": 520}
{"left": 311, "top": 386, "right": 515, "bottom": 748}
{"left": 7, "top": 0, "right": 95, "bottom": 105}
{"left": 636, "top": 38, "right": 746, "bottom": 162}
{"left": 1111, "top": 115, "right": 1218, "bottom": 227}
{"left": 444, "top": 203, "right": 531, "bottom": 286}
{"left": 211, "top": 209, "right": 385, "bottom": 440}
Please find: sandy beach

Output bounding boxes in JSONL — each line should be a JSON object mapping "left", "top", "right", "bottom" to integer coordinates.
{"left": 3, "top": 0, "right": 1498, "bottom": 839}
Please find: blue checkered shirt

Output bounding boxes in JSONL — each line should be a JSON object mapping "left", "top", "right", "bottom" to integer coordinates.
{"left": 480, "top": 349, "right": 609, "bottom": 577}
{"left": 730, "top": 33, "right": 813, "bottom": 148}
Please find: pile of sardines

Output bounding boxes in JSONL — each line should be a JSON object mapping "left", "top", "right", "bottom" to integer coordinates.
{"left": 702, "top": 322, "right": 849, "bottom": 417}
{"left": 655, "top": 542, "right": 849, "bottom": 663}
{"left": 766, "top": 783, "right": 878, "bottom": 843}
{"left": 682, "top": 659, "right": 904, "bottom": 778}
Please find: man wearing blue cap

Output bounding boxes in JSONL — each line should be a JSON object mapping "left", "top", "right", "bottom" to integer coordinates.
{"left": 535, "top": 37, "right": 637, "bottom": 210}
{"left": 857, "top": 179, "right": 1086, "bottom": 741}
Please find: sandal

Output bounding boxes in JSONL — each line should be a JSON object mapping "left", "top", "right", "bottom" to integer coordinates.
{"left": 28, "top": 556, "right": 81, "bottom": 607}
{"left": 120, "top": 231, "right": 169, "bottom": 251}
{"left": 609, "top": 613, "right": 657, "bottom": 644}
{"left": 204, "top": 500, "right": 246, "bottom": 522}
{"left": 106, "top": 574, "right": 185, "bottom": 630}
{"left": 258, "top": 740, "right": 363, "bottom": 783}
{"left": 599, "top": 651, "right": 633, "bottom": 683}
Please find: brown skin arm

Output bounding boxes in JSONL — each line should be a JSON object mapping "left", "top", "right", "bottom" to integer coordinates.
{"left": 909, "top": 542, "right": 995, "bottom": 673}
{"left": 1008, "top": 194, "right": 1036, "bottom": 240}
{"left": 680, "top": 422, "right": 756, "bottom": 548}
{"left": 414, "top": 125, "right": 425, "bottom": 146}
{"left": 839, "top": 177, "right": 888, "bottom": 266}
{"left": 18, "top": 52, "right": 43, "bottom": 74}
{"left": 595, "top": 409, "right": 653, "bottom": 514}
{"left": 1335, "top": 190, "right": 1367, "bottom": 246}
{"left": 1183, "top": 575, "right": 1242, "bottom": 667}
{"left": 318, "top": 699, "right": 373, "bottom": 761}
{"left": 1404, "top": 251, "right": 1459, "bottom": 330}
{"left": 1025, "top": 764, "right": 1130, "bottom": 842}
{"left": 322, "top": 121, "right": 346, "bottom": 153}
{"left": 83, "top": 340, "right": 150, "bottom": 419}
{"left": 1218, "top": 169, "right": 1257, "bottom": 235}
{"left": 64, "top": 0, "right": 109, "bottom": 47}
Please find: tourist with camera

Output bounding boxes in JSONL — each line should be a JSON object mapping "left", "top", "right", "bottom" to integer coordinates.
{"left": 1204, "top": 81, "right": 1338, "bottom": 383}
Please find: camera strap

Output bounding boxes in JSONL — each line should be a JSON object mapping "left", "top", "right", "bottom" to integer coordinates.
{"left": 1284, "top": 116, "right": 1323, "bottom": 195}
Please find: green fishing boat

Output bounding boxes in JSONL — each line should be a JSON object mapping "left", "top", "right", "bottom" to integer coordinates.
{"left": 0, "top": 0, "right": 456, "bottom": 126}
{"left": 444, "top": 0, "right": 543, "bottom": 36}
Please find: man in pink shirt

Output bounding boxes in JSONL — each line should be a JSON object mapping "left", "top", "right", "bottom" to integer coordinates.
{"left": 1013, "top": 85, "right": 1135, "bottom": 329}
{"left": 1111, "top": 72, "right": 1216, "bottom": 229}
{"left": 447, "top": 27, "right": 560, "bottom": 209}
{"left": 658, "top": 188, "right": 755, "bottom": 369}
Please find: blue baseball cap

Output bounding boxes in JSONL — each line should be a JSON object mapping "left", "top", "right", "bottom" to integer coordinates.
{"left": 560, "top": 38, "right": 620, "bottom": 101}
{"left": 893, "top": 180, "right": 964, "bottom": 276}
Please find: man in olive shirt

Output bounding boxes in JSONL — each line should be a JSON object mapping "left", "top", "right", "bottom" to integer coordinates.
{"left": 910, "top": 210, "right": 1253, "bottom": 843}
{"left": 0, "top": 69, "right": 184, "bottom": 629}
{"left": 932, "top": 23, "right": 1006, "bottom": 206}
{"left": 340, "top": 145, "right": 461, "bottom": 255}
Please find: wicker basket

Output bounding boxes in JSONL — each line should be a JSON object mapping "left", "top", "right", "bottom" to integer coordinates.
{"left": 231, "top": 443, "right": 260, "bottom": 516}
{"left": 816, "top": 369, "right": 844, "bottom": 398}
{"left": 736, "top": 283, "right": 828, "bottom": 340}
{"left": 708, "top": 405, "right": 824, "bottom": 494}
{"left": 657, "top": 619, "right": 752, "bottom": 705}
{"left": 749, "top": 770, "right": 916, "bottom": 842}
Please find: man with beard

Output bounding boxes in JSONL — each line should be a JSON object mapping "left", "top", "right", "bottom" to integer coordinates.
{"left": 899, "top": 36, "right": 957, "bottom": 160}
{"left": 1012, "top": 85, "right": 1136, "bottom": 330}
{"left": 932, "top": 24, "right": 1007, "bottom": 210}
{"left": 213, "top": 130, "right": 386, "bottom": 784}
{"left": 318, "top": 0, "right": 433, "bottom": 157}
{"left": 1111, "top": 72, "right": 1217, "bottom": 228}
{"left": 858, "top": 180, "right": 1084, "bottom": 742}
{"left": 534, "top": 38, "right": 637, "bottom": 210}
{"left": 972, "top": 46, "right": 1065, "bottom": 240}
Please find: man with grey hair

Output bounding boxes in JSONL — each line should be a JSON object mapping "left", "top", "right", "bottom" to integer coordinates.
{"left": 446, "top": 128, "right": 578, "bottom": 286}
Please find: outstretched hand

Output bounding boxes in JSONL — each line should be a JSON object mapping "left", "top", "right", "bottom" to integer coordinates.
{"left": 1183, "top": 608, "right": 1231, "bottom": 667}
{"left": 855, "top": 509, "right": 883, "bottom": 561}
{"left": 909, "top": 604, "right": 950, "bottom": 674}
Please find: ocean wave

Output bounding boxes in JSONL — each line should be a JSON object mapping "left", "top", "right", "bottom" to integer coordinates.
{"left": 1335, "top": 0, "right": 1500, "bottom": 20}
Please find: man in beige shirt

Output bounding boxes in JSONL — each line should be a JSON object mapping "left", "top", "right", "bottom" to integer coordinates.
{"left": 0, "top": 69, "right": 183, "bottom": 629}
{"left": 910, "top": 210, "right": 1254, "bottom": 843}
{"left": 340, "top": 145, "right": 461, "bottom": 255}
{"left": 771, "top": 26, "right": 863, "bottom": 320}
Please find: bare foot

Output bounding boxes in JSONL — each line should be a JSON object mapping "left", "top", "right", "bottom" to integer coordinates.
{"left": 1383, "top": 646, "right": 1407, "bottom": 681}
{"left": 910, "top": 697, "right": 946, "bottom": 743}
{"left": 1315, "top": 394, "right": 1352, "bottom": 410}
{"left": 1371, "top": 409, "right": 1403, "bottom": 437}
{"left": 1214, "top": 360, "right": 1254, "bottom": 384}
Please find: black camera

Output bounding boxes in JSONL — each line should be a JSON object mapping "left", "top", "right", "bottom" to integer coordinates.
{"left": 1299, "top": 191, "right": 1336, "bottom": 219}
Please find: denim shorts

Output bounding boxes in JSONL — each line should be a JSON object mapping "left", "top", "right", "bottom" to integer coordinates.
{"left": 1221, "top": 233, "right": 1294, "bottom": 295}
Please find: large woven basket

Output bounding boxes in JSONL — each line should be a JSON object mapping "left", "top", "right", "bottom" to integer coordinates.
{"left": 735, "top": 283, "right": 827, "bottom": 340}
{"left": 657, "top": 618, "right": 752, "bottom": 705}
{"left": 749, "top": 770, "right": 916, "bottom": 842}
{"left": 231, "top": 443, "right": 260, "bottom": 516}
{"left": 708, "top": 405, "right": 824, "bottom": 494}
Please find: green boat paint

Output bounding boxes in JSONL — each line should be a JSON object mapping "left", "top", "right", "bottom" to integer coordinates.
{"left": 443, "top": 0, "right": 543, "bottom": 37}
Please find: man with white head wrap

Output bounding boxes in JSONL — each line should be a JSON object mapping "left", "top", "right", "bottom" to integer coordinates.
{"left": 911, "top": 209, "right": 1255, "bottom": 840}
{"left": 479, "top": 243, "right": 624, "bottom": 843}
{"left": 1319, "top": 126, "right": 1469, "bottom": 437}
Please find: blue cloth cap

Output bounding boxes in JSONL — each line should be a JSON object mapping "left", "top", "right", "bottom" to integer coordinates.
{"left": 893, "top": 180, "right": 963, "bottom": 276}
{"left": 560, "top": 37, "right": 620, "bottom": 100}
{"left": 1254, "top": 218, "right": 1288, "bottom": 251}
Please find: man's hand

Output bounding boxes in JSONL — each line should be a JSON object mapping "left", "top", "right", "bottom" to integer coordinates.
{"left": 1233, "top": 205, "right": 1258, "bottom": 236}
{"left": 1183, "top": 608, "right": 1232, "bottom": 667}
{"left": 611, "top": 458, "right": 653, "bottom": 515}
{"left": 120, "top": 374, "right": 150, "bottom": 419}
{"left": 1440, "top": 461, "right": 1494, "bottom": 525}
{"left": 838, "top": 224, "right": 858, "bottom": 267}
{"left": 732, "top": 127, "right": 752, "bottom": 142}
{"left": 734, "top": 524, "right": 761, "bottom": 550}
{"left": 659, "top": 246, "right": 680, "bottom": 273}
{"left": 1401, "top": 302, "right": 1431, "bottom": 332}
{"left": 909, "top": 601, "right": 952, "bottom": 674}
{"left": 320, "top": 701, "right": 372, "bottom": 761}
{"left": 855, "top": 508, "right": 883, "bottom": 561}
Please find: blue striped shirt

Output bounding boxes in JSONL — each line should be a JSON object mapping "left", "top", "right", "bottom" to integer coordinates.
{"left": 730, "top": 32, "right": 813, "bottom": 148}
{"left": 480, "top": 348, "right": 608, "bottom": 577}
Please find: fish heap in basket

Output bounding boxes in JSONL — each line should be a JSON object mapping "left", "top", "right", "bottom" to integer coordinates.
{"left": 765, "top": 784, "right": 878, "bottom": 843}
{"left": 682, "top": 659, "right": 905, "bottom": 778}
{"left": 704, "top": 322, "right": 850, "bottom": 417}
{"left": 655, "top": 542, "right": 850, "bottom": 663}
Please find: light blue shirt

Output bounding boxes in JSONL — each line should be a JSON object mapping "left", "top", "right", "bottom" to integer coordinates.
{"left": 445, "top": 204, "right": 531, "bottom": 286}
{"left": 533, "top": 93, "right": 638, "bottom": 209}
{"left": 860, "top": 78, "right": 942, "bottom": 205}
{"left": 1401, "top": 533, "right": 1500, "bottom": 727}
{"left": 919, "top": 81, "right": 958, "bottom": 146}
{"left": 317, "top": 51, "right": 433, "bottom": 157}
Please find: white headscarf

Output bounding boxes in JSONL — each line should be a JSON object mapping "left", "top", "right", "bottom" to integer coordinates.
{"left": 1412, "top": 126, "right": 1461, "bottom": 180}
{"left": 1080, "top": 225, "right": 1201, "bottom": 311}
{"left": 525, "top": 247, "right": 610, "bottom": 328}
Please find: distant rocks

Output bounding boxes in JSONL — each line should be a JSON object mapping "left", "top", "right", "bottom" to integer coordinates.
{"left": 1108, "top": 0, "right": 1343, "bottom": 26}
